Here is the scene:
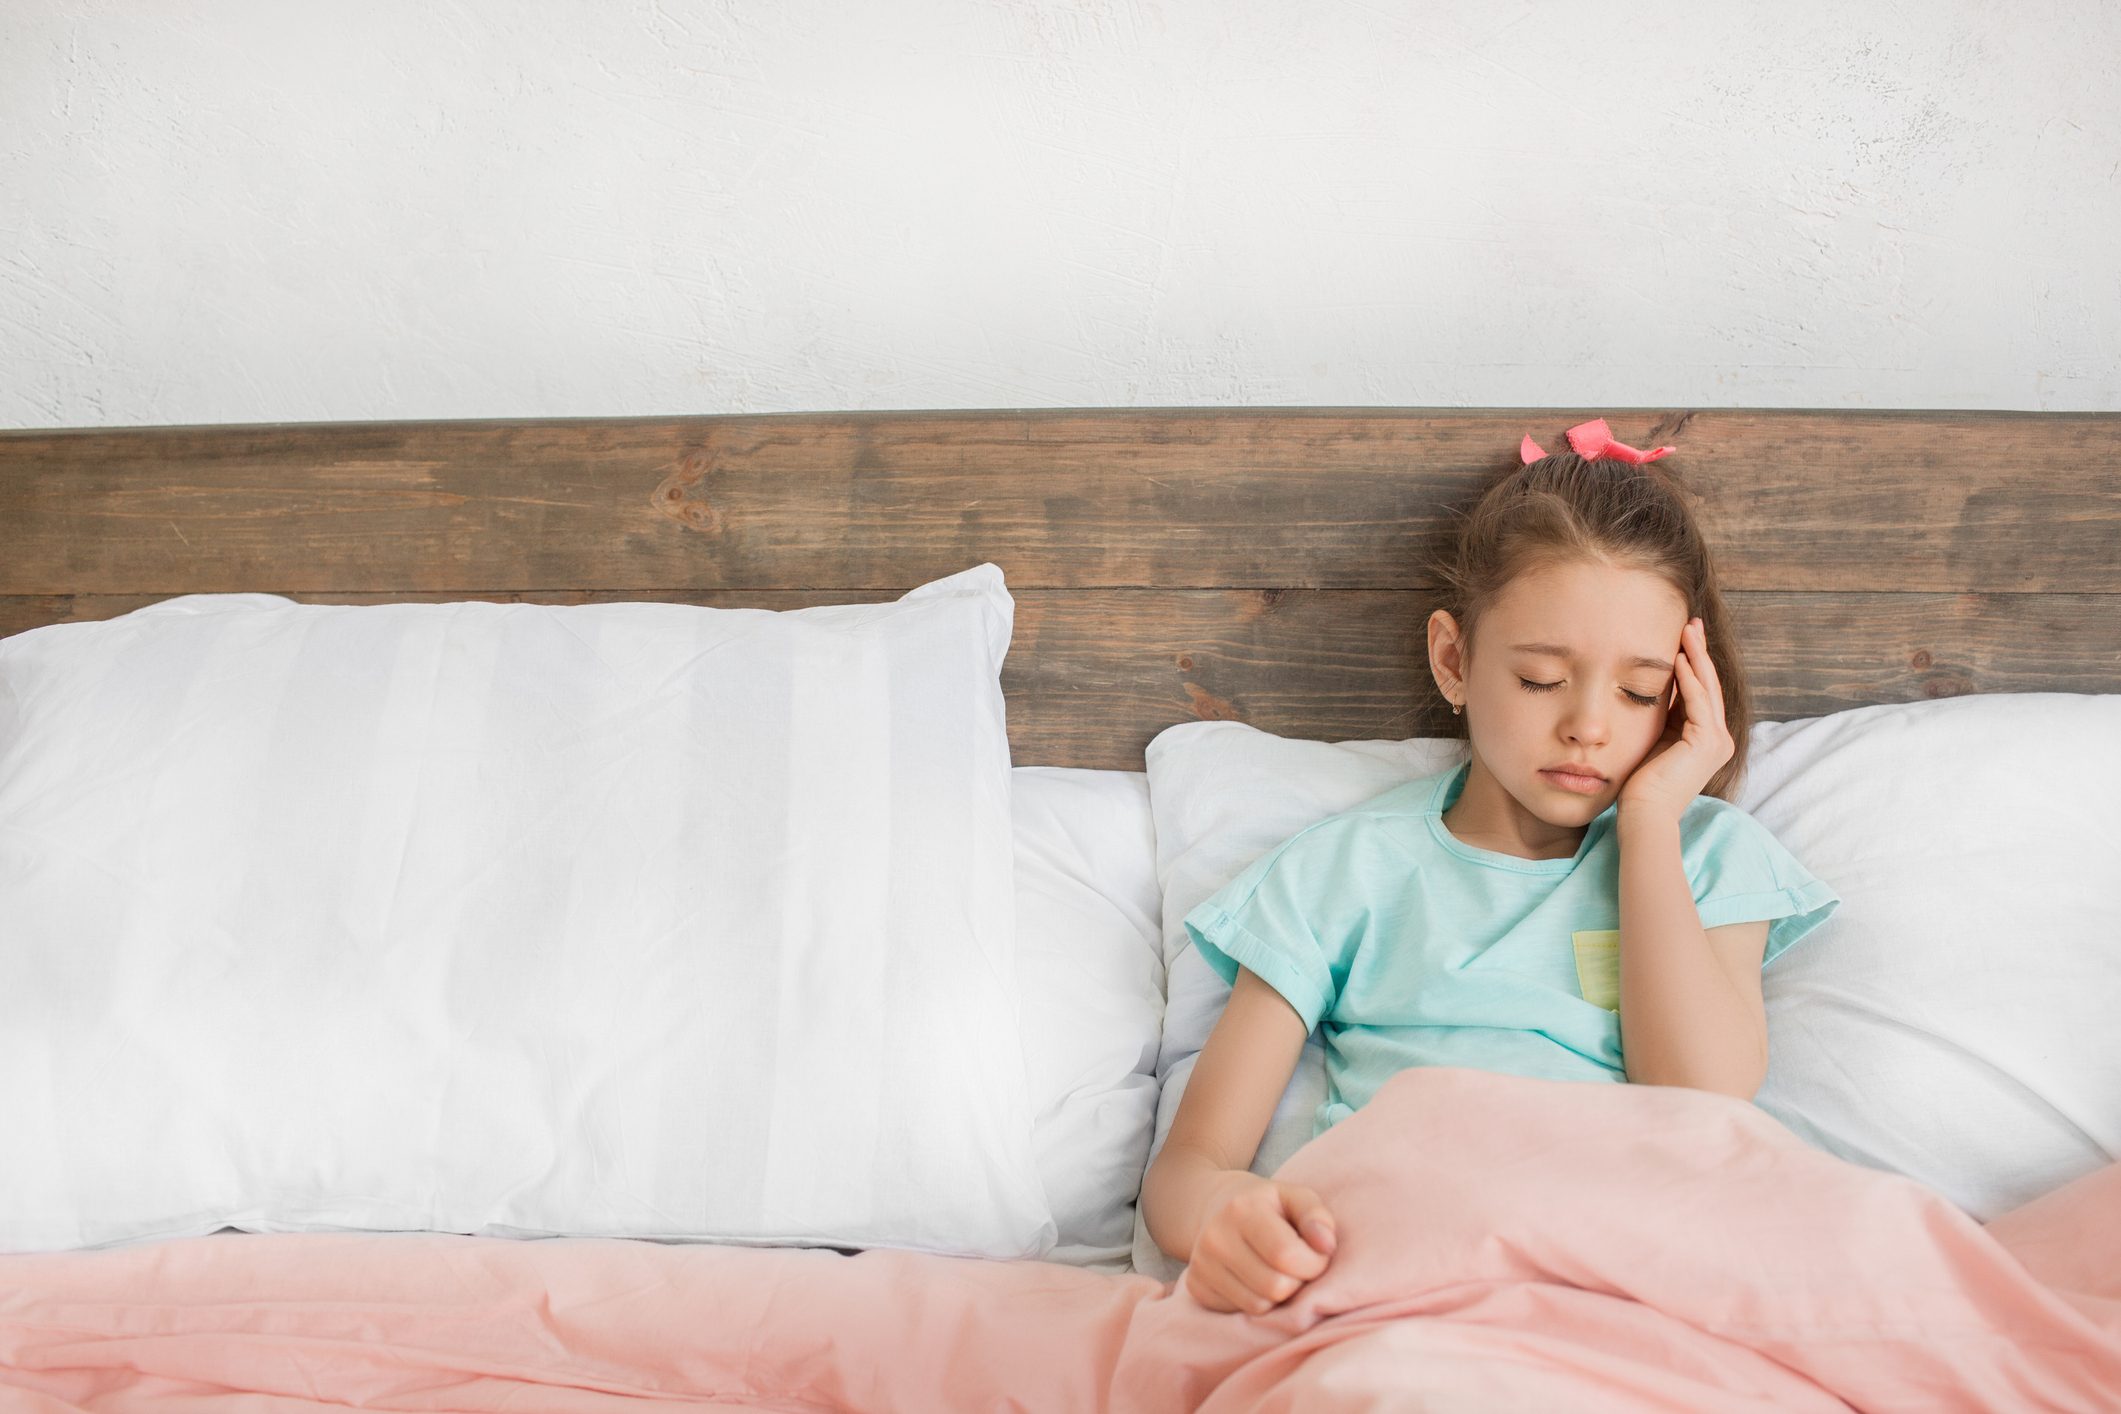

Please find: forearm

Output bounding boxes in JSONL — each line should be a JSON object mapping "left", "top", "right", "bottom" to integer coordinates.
{"left": 1140, "top": 1142, "right": 1245, "bottom": 1263}
{"left": 1615, "top": 812, "right": 1767, "bottom": 1097}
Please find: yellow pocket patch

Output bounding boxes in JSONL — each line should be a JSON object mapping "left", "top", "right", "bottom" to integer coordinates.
{"left": 1571, "top": 929, "right": 1622, "bottom": 1011}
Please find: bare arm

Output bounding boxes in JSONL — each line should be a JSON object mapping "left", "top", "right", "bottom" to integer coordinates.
{"left": 1616, "top": 812, "right": 1772, "bottom": 1098}
{"left": 1140, "top": 964, "right": 1312, "bottom": 1262}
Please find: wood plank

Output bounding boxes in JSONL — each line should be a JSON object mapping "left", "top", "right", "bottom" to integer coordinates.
{"left": 6, "top": 589, "right": 2113, "bottom": 770}
{"left": 4, "top": 409, "right": 2117, "bottom": 596}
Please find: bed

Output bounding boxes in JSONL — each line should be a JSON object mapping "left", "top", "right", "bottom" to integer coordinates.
{"left": 1, "top": 407, "right": 2117, "bottom": 1410}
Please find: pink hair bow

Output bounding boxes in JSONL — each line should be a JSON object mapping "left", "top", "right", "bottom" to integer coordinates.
{"left": 1519, "top": 418, "right": 1675, "bottom": 465}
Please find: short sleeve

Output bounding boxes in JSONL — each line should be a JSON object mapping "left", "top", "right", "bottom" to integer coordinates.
{"left": 1681, "top": 800, "right": 1843, "bottom": 967}
{"left": 1181, "top": 825, "right": 1359, "bottom": 1034}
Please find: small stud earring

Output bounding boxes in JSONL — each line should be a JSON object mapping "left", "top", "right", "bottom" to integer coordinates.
{"left": 1451, "top": 702, "right": 1462, "bottom": 716}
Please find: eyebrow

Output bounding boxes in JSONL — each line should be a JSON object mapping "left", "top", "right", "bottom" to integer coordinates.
{"left": 1509, "top": 642, "right": 1674, "bottom": 674}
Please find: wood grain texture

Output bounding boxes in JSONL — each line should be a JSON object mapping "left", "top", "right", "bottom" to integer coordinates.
{"left": 4, "top": 408, "right": 2116, "bottom": 769}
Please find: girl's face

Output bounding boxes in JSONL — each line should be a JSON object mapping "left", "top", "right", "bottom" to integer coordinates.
{"left": 1428, "top": 558, "right": 1690, "bottom": 849}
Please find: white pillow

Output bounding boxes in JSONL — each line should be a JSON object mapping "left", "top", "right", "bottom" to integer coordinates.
{"left": 0, "top": 563, "right": 1055, "bottom": 1260}
{"left": 1132, "top": 695, "right": 2121, "bottom": 1278}
{"left": 1746, "top": 692, "right": 2121, "bottom": 1219}
{"left": 1011, "top": 767, "right": 1165, "bottom": 1272}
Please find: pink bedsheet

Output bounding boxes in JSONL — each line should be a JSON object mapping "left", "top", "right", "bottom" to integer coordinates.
{"left": 3, "top": 1066, "right": 2116, "bottom": 1412}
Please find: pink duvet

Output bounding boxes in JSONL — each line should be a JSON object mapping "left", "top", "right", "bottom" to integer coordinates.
{"left": 3, "top": 1066, "right": 2116, "bottom": 1412}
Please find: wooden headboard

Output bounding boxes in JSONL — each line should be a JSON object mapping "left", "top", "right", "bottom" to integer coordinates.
{"left": 4, "top": 408, "right": 2116, "bottom": 770}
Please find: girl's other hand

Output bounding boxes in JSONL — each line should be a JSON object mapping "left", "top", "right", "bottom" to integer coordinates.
{"left": 1618, "top": 615, "right": 1734, "bottom": 824}
{"left": 1182, "top": 1170, "right": 1337, "bottom": 1315}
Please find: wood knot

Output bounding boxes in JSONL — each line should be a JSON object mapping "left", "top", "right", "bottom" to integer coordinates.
{"left": 1182, "top": 681, "right": 1239, "bottom": 721}
{"left": 653, "top": 449, "right": 721, "bottom": 534}
{"left": 1242, "top": 588, "right": 1288, "bottom": 620}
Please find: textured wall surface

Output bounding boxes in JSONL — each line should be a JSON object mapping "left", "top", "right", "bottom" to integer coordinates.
{"left": 3, "top": 0, "right": 2116, "bottom": 429}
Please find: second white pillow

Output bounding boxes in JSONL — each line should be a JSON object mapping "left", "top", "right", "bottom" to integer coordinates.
{"left": 1012, "top": 767, "right": 1166, "bottom": 1272}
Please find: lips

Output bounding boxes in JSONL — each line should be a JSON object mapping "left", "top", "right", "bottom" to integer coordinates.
{"left": 1546, "top": 765, "right": 1606, "bottom": 781}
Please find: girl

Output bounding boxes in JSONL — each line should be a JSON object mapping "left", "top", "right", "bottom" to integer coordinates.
{"left": 1138, "top": 418, "right": 1842, "bottom": 1317}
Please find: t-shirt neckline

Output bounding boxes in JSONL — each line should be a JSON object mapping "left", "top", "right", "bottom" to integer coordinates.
{"left": 1425, "top": 758, "right": 1615, "bottom": 874}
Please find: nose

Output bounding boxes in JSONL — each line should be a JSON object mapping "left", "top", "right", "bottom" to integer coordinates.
{"left": 1559, "top": 696, "right": 1612, "bottom": 746}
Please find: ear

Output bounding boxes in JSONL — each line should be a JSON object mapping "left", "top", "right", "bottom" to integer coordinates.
{"left": 1427, "top": 609, "right": 1466, "bottom": 699}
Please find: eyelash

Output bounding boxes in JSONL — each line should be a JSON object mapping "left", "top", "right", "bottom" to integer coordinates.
{"left": 1518, "top": 678, "right": 1662, "bottom": 708}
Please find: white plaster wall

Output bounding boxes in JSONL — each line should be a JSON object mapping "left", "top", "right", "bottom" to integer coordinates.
{"left": 3, "top": 0, "right": 2115, "bottom": 428}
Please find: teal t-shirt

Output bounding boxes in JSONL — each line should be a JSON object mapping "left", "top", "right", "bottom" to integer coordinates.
{"left": 1182, "top": 757, "right": 1842, "bottom": 1138}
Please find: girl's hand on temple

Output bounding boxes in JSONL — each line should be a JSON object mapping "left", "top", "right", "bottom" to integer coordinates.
{"left": 1617, "top": 616, "right": 1734, "bottom": 825}
{"left": 1182, "top": 1170, "right": 1337, "bottom": 1315}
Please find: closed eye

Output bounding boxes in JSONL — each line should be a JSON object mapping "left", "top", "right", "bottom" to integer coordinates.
{"left": 1519, "top": 678, "right": 1662, "bottom": 707}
